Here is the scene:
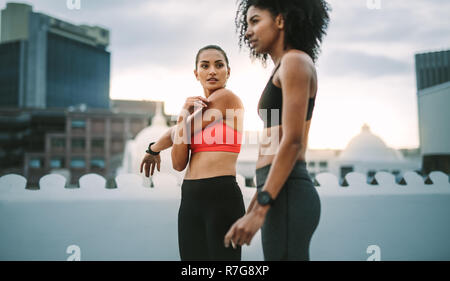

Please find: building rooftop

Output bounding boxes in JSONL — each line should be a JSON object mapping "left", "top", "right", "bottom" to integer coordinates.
{"left": 1, "top": 2, "right": 109, "bottom": 48}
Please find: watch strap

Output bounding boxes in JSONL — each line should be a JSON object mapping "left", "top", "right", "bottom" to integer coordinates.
{"left": 146, "top": 142, "right": 160, "bottom": 155}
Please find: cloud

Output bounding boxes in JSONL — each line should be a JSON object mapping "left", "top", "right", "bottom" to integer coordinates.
{"left": 316, "top": 0, "right": 449, "bottom": 80}
{"left": 326, "top": 0, "right": 450, "bottom": 48}
{"left": 320, "top": 50, "right": 412, "bottom": 78}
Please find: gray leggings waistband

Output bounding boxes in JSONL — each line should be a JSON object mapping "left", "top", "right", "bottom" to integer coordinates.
{"left": 255, "top": 160, "right": 311, "bottom": 188}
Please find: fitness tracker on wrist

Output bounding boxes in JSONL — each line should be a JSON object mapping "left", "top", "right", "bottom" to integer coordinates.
{"left": 146, "top": 142, "right": 160, "bottom": 155}
{"left": 257, "top": 190, "right": 275, "bottom": 206}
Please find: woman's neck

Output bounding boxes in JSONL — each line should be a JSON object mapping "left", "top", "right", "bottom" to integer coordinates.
{"left": 268, "top": 34, "right": 291, "bottom": 66}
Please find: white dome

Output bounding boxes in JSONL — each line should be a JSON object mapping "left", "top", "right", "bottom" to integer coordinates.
{"left": 118, "top": 102, "right": 185, "bottom": 187}
{"left": 338, "top": 124, "right": 404, "bottom": 162}
{"left": 134, "top": 102, "right": 169, "bottom": 153}
{"left": 121, "top": 102, "right": 175, "bottom": 175}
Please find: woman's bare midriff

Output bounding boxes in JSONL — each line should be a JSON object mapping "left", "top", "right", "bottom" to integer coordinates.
{"left": 255, "top": 122, "right": 311, "bottom": 170}
{"left": 183, "top": 118, "right": 242, "bottom": 180}
{"left": 184, "top": 151, "right": 239, "bottom": 179}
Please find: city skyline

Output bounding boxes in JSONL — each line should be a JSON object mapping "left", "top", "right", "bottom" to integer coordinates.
{"left": 1, "top": 0, "right": 449, "bottom": 149}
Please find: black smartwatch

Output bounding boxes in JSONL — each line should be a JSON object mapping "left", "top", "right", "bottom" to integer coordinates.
{"left": 146, "top": 142, "right": 160, "bottom": 155}
{"left": 257, "top": 190, "right": 275, "bottom": 206}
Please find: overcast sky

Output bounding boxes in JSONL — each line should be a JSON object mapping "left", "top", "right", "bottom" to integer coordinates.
{"left": 1, "top": 0, "right": 449, "bottom": 149}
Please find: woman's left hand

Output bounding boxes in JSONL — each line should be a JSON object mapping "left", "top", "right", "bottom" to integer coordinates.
{"left": 224, "top": 207, "right": 268, "bottom": 248}
{"left": 140, "top": 153, "right": 161, "bottom": 177}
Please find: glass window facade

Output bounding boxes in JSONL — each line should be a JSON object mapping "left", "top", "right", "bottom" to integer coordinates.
{"left": 46, "top": 32, "right": 110, "bottom": 109}
{"left": 0, "top": 41, "right": 21, "bottom": 107}
{"left": 415, "top": 50, "right": 450, "bottom": 90}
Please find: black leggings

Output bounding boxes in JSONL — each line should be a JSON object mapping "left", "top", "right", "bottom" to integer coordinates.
{"left": 178, "top": 175, "right": 246, "bottom": 261}
{"left": 256, "top": 160, "right": 321, "bottom": 261}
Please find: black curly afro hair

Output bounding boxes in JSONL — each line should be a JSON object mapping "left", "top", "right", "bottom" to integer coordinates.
{"left": 235, "top": 0, "right": 331, "bottom": 64}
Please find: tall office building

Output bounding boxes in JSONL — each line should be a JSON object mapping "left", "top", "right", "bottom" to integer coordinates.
{"left": 415, "top": 49, "right": 450, "bottom": 174}
{"left": 415, "top": 50, "right": 450, "bottom": 90}
{"left": 0, "top": 2, "right": 110, "bottom": 109}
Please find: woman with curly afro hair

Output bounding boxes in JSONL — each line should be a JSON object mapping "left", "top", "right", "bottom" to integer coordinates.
{"left": 225, "top": 0, "right": 330, "bottom": 261}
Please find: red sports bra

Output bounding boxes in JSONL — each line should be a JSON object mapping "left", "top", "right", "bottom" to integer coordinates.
{"left": 190, "top": 120, "right": 242, "bottom": 153}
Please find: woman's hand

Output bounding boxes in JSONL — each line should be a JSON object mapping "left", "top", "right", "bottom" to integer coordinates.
{"left": 182, "top": 96, "right": 209, "bottom": 114}
{"left": 140, "top": 153, "right": 161, "bottom": 177}
{"left": 224, "top": 205, "right": 269, "bottom": 248}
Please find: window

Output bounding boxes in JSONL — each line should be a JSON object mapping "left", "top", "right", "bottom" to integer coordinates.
{"left": 71, "top": 119, "right": 86, "bottom": 129}
{"left": 29, "top": 158, "right": 42, "bottom": 168}
{"left": 319, "top": 161, "right": 328, "bottom": 168}
{"left": 72, "top": 138, "right": 86, "bottom": 149}
{"left": 367, "top": 170, "right": 376, "bottom": 178}
{"left": 50, "top": 158, "right": 64, "bottom": 168}
{"left": 91, "top": 158, "right": 105, "bottom": 169}
{"left": 70, "top": 158, "right": 85, "bottom": 168}
{"left": 51, "top": 138, "right": 65, "bottom": 148}
{"left": 111, "top": 120, "right": 124, "bottom": 133}
{"left": 92, "top": 139, "right": 104, "bottom": 149}
{"left": 91, "top": 119, "right": 105, "bottom": 133}
{"left": 111, "top": 139, "right": 124, "bottom": 152}
{"left": 308, "top": 161, "right": 315, "bottom": 168}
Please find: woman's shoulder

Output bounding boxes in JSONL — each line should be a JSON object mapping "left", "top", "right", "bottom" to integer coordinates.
{"left": 283, "top": 49, "right": 314, "bottom": 63}
{"left": 282, "top": 49, "right": 314, "bottom": 67}
{"left": 280, "top": 50, "right": 315, "bottom": 78}
{"left": 209, "top": 88, "right": 244, "bottom": 109}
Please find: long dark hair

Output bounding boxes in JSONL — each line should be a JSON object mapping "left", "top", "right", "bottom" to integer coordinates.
{"left": 235, "top": 0, "right": 331, "bottom": 64}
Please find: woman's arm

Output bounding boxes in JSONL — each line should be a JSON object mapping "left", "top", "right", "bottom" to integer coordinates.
{"left": 140, "top": 126, "right": 175, "bottom": 177}
{"left": 246, "top": 192, "right": 258, "bottom": 214}
{"left": 170, "top": 95, "right": 208, "bottom": 172}
{"left": 186, "top": 89, "right": 243, "bottom": 136}
{"left": 253, "top": 52, "right": 313, "bottom": 216}
{"left": 171, "top": 110, "right": 191, "bottom": 171}
{"left": 149, "top": 126, "right": 176, "bottom": 153}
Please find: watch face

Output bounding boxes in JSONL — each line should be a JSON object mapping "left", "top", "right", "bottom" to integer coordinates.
{"left": 258, "top": 191, "right": 271, "bottom": 205}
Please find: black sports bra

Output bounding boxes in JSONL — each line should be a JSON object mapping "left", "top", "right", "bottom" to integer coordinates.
{"left": 257, "top": 63, "right": 316, "bottom": 128}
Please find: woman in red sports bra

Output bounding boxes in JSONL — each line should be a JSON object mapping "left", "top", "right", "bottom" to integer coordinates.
{"left": 140, "top": 45, "right": 246, "bottom": 261}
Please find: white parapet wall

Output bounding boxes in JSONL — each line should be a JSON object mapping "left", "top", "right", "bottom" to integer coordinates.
{"left": 0, "top": 171, "right": 449, "bottom": 261}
